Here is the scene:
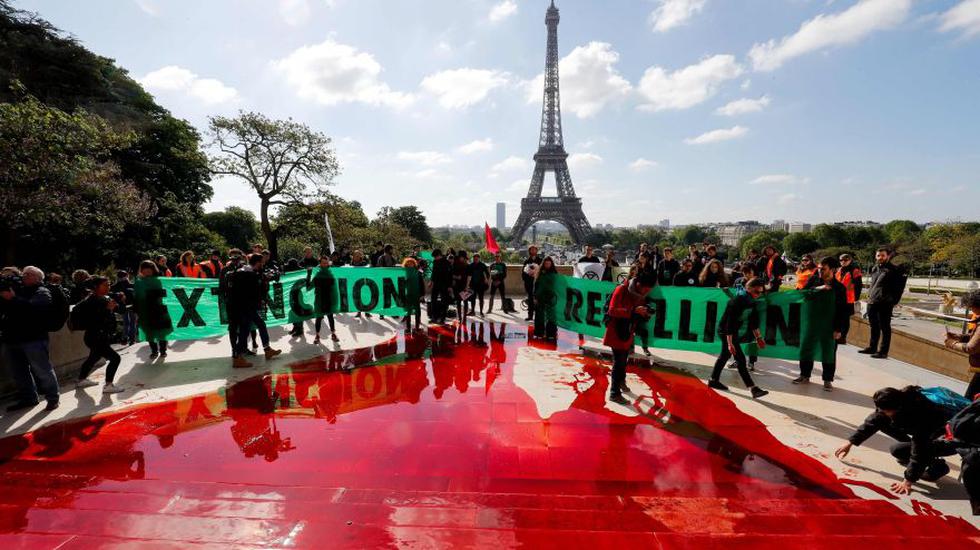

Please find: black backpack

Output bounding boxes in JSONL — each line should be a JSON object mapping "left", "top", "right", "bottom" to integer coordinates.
{"left": 68, "top": 298, "right": 93, "bottom": 332}
{"left": 45, "top": 284, "right": 70, "bottom": 332}
{"left": 949, "top": 399, "right": 980, "bottom": 444}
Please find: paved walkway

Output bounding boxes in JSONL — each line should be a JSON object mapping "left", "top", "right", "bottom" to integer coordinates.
{"left": 0, "top": 302, "right": 976, "bottom": 547}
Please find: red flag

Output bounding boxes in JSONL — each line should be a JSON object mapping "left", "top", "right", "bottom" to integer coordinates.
{"left": 484, "top": 223, "right": 500, "bottom": 254}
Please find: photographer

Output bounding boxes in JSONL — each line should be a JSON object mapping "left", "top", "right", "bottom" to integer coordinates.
{"left": 0, "top": 266, "right": 60, "bottom": 412}
{"left": 945, "top": 289, "right": 980, "bottom": 399}
{"left": 602, "top": 270, "right": 657, "bottom": 404}
{"left": 74, "top": 277, "right": 125, "bottom": 394}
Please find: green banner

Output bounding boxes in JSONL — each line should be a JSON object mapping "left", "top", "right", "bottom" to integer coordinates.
{"left": 536, "top": 274, "right": 836, "bottom": 363}
{"left": 135, "top": 267, "right": 421, "bottom": 342}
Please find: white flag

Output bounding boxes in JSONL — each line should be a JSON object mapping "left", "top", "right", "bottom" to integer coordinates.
{"left": 324, "top": 213, "right": 336, "bottom": 254}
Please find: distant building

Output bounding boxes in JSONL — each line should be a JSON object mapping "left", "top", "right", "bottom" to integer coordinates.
{"left": 788, "top": 222, "right": 812, "bottom": 233}
{"left": 496, "top": 202, "right": 506, "bottom": 230}
{"left": 771, "top": 219, "right": 788, "bottom": 232}
{"left": 658, "top": 219, "right": 670, "bottom": 230}
{"left": 834, "top": 220, "right": 881, "bottom": 228}
{"left": 718, "top": 220, "right": 764, "bottom": 247}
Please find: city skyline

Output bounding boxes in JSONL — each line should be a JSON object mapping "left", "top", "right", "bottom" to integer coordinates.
{"left": 19, "top": 0, "right": 980, "bottom": 227}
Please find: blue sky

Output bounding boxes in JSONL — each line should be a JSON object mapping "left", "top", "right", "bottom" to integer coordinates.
{"left": 17, "top": 0, "right": 980, "bottom": 227}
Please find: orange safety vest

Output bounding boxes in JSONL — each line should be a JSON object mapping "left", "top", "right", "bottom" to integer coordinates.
{"left": 177, "top": 263, "right": 204, "bottom": 278}
{"left": 201, "top": 260, "right": 223, "bottom": 278}
{"left": 795, "top": 268, "right": 816, "bottom": 290}
{"left": 835, "top": 266, "right": 862, "bottom": 304}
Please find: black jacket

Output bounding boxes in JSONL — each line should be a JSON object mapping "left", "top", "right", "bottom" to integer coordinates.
{"left": 227, "top": 267, "right": 264, "bottom": 314}
{"left": 757, "top": 254, "right": 788, "bottom": 282}
{"left": 522, "top": 255, "right": 542, "bottom": 284}
{"left": 467, "top": 261, "right": 490, "bottom": 291}
{"left": 300, "top": 256, "right": 319, "bottom": 269}
{"left": 79, "top": 294, "right": 117, "bottom": 341}
{"left": 867, "top": 262, "right": 904, "bottom": 306}
{"left": 848, "top": 389, "right": 949, "bottom": 482}
{"left": 0, "top": 284, "right": 52, "bottom": 344}
{"left": 657, "top": 259, "right": 680, "bottom": 286}
{"left": 673, "top": 271, "right": 698, "bottom": 287}
{"left": 430, "top": 257, "right": 453, "bottom": 290}
{"left": 110, "top": 280, "right": 135, "bottom": 311}
{"left": 718, "top": 292, "right": 759, "bottom": 337}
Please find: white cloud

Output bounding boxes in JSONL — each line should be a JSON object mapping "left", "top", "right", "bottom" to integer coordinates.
{"left": 491, "top": 156, "right": 530, "bottom": 174}
{"left": 939, "top": 0, "right": 980, "bottom": 39}
{"left": 649, "top": 0, "right": 707, "bottom": 32}
{"left": 629, "top": 158, "right": 658, "bottom": 171}
{"left": 489, "top": 0, "right": 518, "bottom": 23}
{"left": 456, "top": 138, "right": 494, "bottom": 154}
{"left": 420, "top": 69, "right": 509, "bottom": 109}
{"left": 568, "top": 152, "right": 603, "bottom": 171}
{"left": 279, "top": 0, "right": 311, "bottom": 26}
{"left": 135, "top": 0, "right": 159, "bottom": 16}
{"left": 749, "top": 0, "right": 912, "bottom": 72}
{"left": 272, "top": 39, "right": 413, "bottom": 108}
{"left": 139, "top": 66, "right": 239, "bottom": 104}
{"left": 750, "top": 174, "right": 808, "bottom": 185}
{"left": 637, "top": 54, "right": 743, "bottom": 112}
{"left": 397, "top": 151, "right": 451, "bottom": 166}
{"left": 778, "top": 193, "right": 799, "bottom": 205}
{"left": 527, "top": 42, "right": 631, "bottom": 118}
{"left": 684, "top": 126, "right": 749, "bottom": 145}
{"left": 716, "top": 95, "right": 771, "bottom": 116}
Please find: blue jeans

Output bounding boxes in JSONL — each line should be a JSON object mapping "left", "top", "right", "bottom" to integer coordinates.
{"left": 3, "top": 340, "right": 60, "bottom": 404}
{"left": 122, "top": 310, "right": 137, "bottom": 343}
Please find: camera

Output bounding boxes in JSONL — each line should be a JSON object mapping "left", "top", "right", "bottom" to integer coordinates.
{"left": 0, "top": 274, "right": 23, "bottom": 293}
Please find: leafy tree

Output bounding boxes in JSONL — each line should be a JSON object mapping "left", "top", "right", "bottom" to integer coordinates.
{"left": 883, "top": 219, "right": 922, "bottom": 244}
{"left": 0, "top": 95, "right": 149, "bottom": 266}
{"left": 739, "top": 230, "right": 787, "bottom": 258}
{"left": 385, "top": 206, "right": 433, "bottom": 245}
{"left": 208, "top": 111, "right": 340, "bottom": 259}
{"left": 276, "top": 195, "right": 372, "bottom": 254}
{"left": 782, "top": 232, "right": 820, "bottom": 258}
{"left": 672, "top": 226, "right": 707, "bottom": 245}
{"left": 202, "top": 207, "right": 259, "bottom": 250}
{"left": 811, "top": 224, "right": 849, "bottom": 248}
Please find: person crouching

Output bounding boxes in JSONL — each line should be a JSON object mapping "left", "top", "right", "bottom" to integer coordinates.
{"left": 602, "top": 271, "right": 656, "bottom": 405}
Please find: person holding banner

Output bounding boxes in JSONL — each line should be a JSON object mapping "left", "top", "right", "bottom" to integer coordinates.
{"left": 533, "top": 257, "right": 560, "bottom": 340}
{"left": 601, "top": 249, "right": 619, "bottom": 282}
{"left": 794, "top": 256, "right": 849, "bottom": 391}
{"left": 487, "top": 252, "right": 507, "bottom": 314}
{"left": 673, "top": 259, "right": 698, "bottom": 287}
{"left": 707, "top": 278, "right": 769, "bottom": 399}
{"left": 657, "top": 247, "right": 680, "bottom": 286}
{"left": 602, "top": 271, "right": 656, "bottom": 405}
{"left": 579, "top": 246, "right": 600, "bottom": 264}
{"left": 313, "top": 255, "right": 340, "bottom": 344}
{"left": 522, "top": 246, "right": 542, "bottom": 322}
{"left": 401, "top": 257, "right": 425, "bottom": 333}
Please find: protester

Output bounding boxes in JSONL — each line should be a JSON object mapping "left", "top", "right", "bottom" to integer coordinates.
{"left": 698, "top": 259, "right": 729, "bottom": 288}
{"left": 706, "top": 277, "right": 769, "bottom": 399}
{"left": 69, "top": 269, "right": 92, "bottom": 305}
{"left": 673, "top": 260, "right": 698, "bottom": 287}
{"left": 300, "top": 246, "right": 318, "bottom": 269}
{"left": 219, "top": 250, "right": 246, "bottom": 357}
{"left": 532, "top": 257, "right": 559, "bottom": 340}
{"left": 73, "top": 276, "right": 125, "bottom": 394}
{"left": 154, "top": 255, "right": 172, "bottom": 277}
{"left": 0, "top": 266, "right": 60, "bottom": 411}
{"left": 522, "top": 245, "right": 542, "bottom": 322}
{"left": 634, "top": 243, "right": 649, "bottom": 265}
{"left": 578, "top": 245, "right": 600, "bottom": 264}
{"left": 602, "top": 271, "right": 656, "bottom": 404}
{"left": 945, "top": 400, "right": 980, "bottom": 515}
{"left": 835, "top": 386, "right": 956, "bottom": 494}
{"left": 369, "top": 241, "right": 385, "bottom": 267}
{"left": 429, "top": 249, "right": 453, "bottom": 324}
{"left": 201, "top": 250, "right": 224, "bottom": 279}
{"left": 602, "top": 249, "right": 620, "bottom": 282}
{"left": 758, "top": 245, "right": 787, "bottom": 292}
{"left": 794, "top": 254, "right": 817, "bottom": 290}
{"left": 111, "top": 270, "right": 137, "bottom": 346}
{"left": 946, "top": 289, "right": 980, "bottom": 399}
{"left": 349, "top": 249, "right": 370, "bottom": 319}
{"left": 794, "top": 256, "right": 848, "bottom": 390}
{"left": 466, "top": 253, "right": 490, "bottom": 316}
{"left": 228, "top": 254, "right": 281, "bottom": 368}
{"left": 487, "top": 252, "right": 507, "bottom": 314}
{"left": 137, "top": 261, "right": 169, "bottom": 359}
{"left": 377, "top": 244, "right": 398, "bottom": 268}
{"left": 835, "top": 253, "right": 864, "bottom": 343}
{"left": 251, "top": 243, "right": 264, "bottom": 256}
{"left": 731, "top": 264, "right": 756, "bottom": 290}
{"left": 452, "top": 251, "right": 470, "bottom": 321}
{"left": 402, "top": 257, "right": 425, "bottom": 333}
{"left": 686, "top": 244, "right": 704, "bottom": 275}
{"left": 657, "top": 247, "right": 680, "bottom": 287}
{"left": 313, "top": 255, "right": 340, "bottom": 343}
{"left": 860, "top": 247, "right": 905, "bottom": 359}
{"left": 176, "top": 251, "right": 205, "bottom": 278}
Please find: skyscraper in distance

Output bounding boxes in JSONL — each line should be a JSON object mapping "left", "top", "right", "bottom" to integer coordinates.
{"left": 496, "top": 202, "right": 506, "bottom": 230}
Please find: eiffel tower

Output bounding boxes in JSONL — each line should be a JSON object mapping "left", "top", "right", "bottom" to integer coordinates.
{"left": 509, "top": 0, "right": 592, "bottom": 247}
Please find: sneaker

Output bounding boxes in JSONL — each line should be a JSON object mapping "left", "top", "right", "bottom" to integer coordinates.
{"left": 331, "top": 333, "right": 340, "bottom": 342}
{"left": 6, "top": 400, "right": 39, "bottom": 413}
{"left": 102, "top": 383, "right": 125, "bottom": 394}
{"left": 160, "top": 351, "right": 167, "bottom": 358}
{"left": 264, "top": 347, "right": 282, "bottom": 360}
{"left": 726, "top": 360, "right": 737, "bottom": 369}
{"left": 707, "top": 379, "right": 729, "bottom": 391}
{"left": 642, "top": 347, "right": 651, "bottom": 356}
{"left": 45, "top": 400, "right": 59, "bottom": 411}
{"left": 609, "top": 393, "right": 630, "bottom": 405}
{"left": 76, "top": 379, "right": 99, "bottom": 389}
{"left": 748, "top": 361, "right": 756, "bottom": 372}
{"left": 750, "top": 386, "right": 769, "bottom": 399}
{"left": 871, "top": 353, "right": 888, "bottom": 359}
{"left": 858, "top": 347, "right": 876, "bottom": 355}
{"left": 618, "top": 383, "right": 632, "bottom": 395}
{"left": 823, "top": 381, "right": 833, "bottom": 392}
{"left": 149, "top": 351, "right": 159, "bottom": 360}
{"left": 791, "top": 376, "right": 810, "bottom": 385}
{"left": 244, "top": 348, "right": 257, "bottom": 356}
{"left": 233, "top": 356, "right": 253, "bottom": 369}
{"left": 313, "top": 335, "right": 321, "bottom": 344}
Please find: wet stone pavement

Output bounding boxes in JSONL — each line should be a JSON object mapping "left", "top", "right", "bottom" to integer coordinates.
{"left": 0, "top": 320, "right": 977, "bottom": 548}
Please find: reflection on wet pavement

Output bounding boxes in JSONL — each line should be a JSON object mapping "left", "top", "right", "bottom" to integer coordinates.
{"left": 0, "top": 320, "right": 976, "bottom": 548}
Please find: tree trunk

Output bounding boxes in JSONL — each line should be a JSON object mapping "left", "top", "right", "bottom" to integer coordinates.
{"left": 260, "top": 198, "right": 278, "bottom": 261}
